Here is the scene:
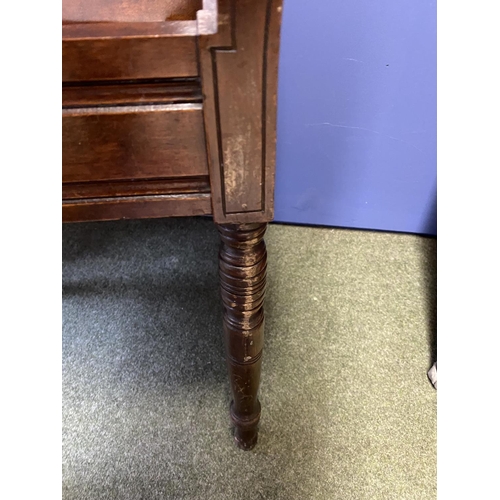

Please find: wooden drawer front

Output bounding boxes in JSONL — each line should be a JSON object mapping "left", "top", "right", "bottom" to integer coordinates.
{"left": 63, "top": 37, "right": 198, "bottom": 81}
{"left": 62, "top": 103, "right": 208, "bottom": 183}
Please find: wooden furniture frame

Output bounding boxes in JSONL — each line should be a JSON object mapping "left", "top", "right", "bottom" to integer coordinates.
{"left": 63, "top": 0, "right": 283, "bottom": 450}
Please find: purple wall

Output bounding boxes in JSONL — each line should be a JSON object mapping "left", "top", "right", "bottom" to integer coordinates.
{"left": 274, "top": 0, "right": 437, "bottom": 235}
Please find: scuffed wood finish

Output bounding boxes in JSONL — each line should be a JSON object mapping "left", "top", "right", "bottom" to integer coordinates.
{"left": 63, "top": 193, "right": 212, "bottom": 222}
{"left": 62, "top": 0, "right": 285, "bottom": 450}
{"left": 217, "top": 223, "right": 267, "bottom": 449}
{"left": 199, "top": 0, "right": 283, "bottom": 223}
{"left": 62, "top": 104, "right": 208, "bottom": 183}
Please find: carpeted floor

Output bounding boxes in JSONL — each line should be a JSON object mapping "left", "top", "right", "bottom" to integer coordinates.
{"left": 62, "top": 217, "right": 437, "bottom": 500}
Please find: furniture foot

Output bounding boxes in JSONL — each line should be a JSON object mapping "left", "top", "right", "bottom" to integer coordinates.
{"left": 217, "top": 223, "right": 267, "bottom": 450}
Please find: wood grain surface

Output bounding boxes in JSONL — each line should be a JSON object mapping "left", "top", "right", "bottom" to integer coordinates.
{"left": 62, "top": 104, "right": 208, "bottom": 183}
{"left": 199, "top": 0, "right": 283, "bottom": 223}
{"left": 218, "top": 223, "right": 268, "bottom": 450}
{"left": 63, "top": 0, "right": 202, "bottom": 22}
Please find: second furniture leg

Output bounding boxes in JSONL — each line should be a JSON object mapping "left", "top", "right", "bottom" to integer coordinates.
{"left": 217, "top": 223, "right": 267, "bottom": 450}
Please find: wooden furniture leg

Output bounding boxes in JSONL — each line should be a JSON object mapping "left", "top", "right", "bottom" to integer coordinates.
{"left": 62, "top": 0, "right": 283, "bottom": 450}
{"left": 217, "top": 223, "right": 267, "bottom": 450}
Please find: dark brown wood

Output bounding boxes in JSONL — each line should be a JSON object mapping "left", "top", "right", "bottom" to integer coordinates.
{"left": 199, "top": 0, "right": 283, "bottom": 223}
{"left": 62, "top": 79, "right": 202, "bottom": 108}
{"left": 63, "top": 176, "right": 210, "bottom": 200}
{"left": 217, "top": 223, "right": 267, "bottom": 449}
{"left": 62, "top": 0, "right": 284, "bottom": 450}
{"left": 63, "top": 37, "right": 198, "bottom": 82}
{"left": 63, "top": 193, "right": 212, "bottom": 222}
{"left": 62, "top": 103, "right": 208, "bottom": 183}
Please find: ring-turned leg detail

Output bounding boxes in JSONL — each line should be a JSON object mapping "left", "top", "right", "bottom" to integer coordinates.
{"left": 217, "top": 223, "right": 267, "bottom": 450}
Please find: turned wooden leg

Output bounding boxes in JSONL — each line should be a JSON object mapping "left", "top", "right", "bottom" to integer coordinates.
{"left": 217, "top": 223, "right": 267, "bottom": 450}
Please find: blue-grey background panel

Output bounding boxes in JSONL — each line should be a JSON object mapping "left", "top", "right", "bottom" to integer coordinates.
{"left": 274, "top": 0, "right": 437, "bottom": 235}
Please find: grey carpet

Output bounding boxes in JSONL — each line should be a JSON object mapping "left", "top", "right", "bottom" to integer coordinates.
{"left": 62, "top": 217, "right": 437, "bottom": 500}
